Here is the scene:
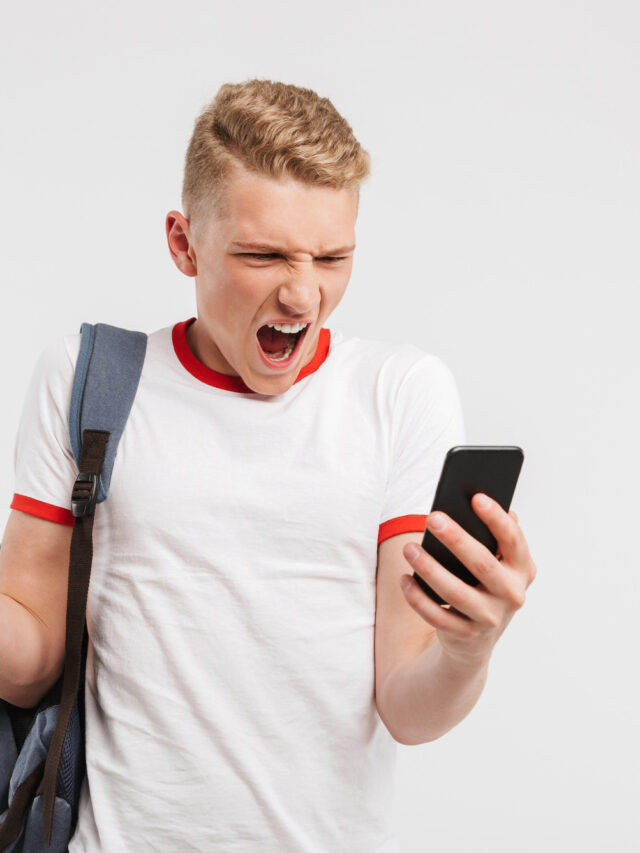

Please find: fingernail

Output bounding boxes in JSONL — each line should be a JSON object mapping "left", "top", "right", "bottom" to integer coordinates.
{"left": 429, "top": 513, "right": 448, "bottom": 531}
{"left": 476, "top": 494, "right": 491, "bottom": 510}
{"left": 404, "top": 543, "right": 420, "bottom": 562}
{"left": 400, "top": 575, "right": 413, "bottom": 592}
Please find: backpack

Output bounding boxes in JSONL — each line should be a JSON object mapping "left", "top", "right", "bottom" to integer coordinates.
{"left": 0, "top": 322, "right": 147, "bottom": 851}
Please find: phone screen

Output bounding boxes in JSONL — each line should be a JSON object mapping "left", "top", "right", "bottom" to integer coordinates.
{"left": 413, "top": 446, "right": 524, "bottom": 605}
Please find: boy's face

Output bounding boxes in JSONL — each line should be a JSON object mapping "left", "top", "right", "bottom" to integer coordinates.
{"left": 166, "top": 161, "right": 358, "bottom": 396}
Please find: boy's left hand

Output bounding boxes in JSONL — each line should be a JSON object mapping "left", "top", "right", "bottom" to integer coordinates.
{"left": 401, "top": 493, "right": 537, "bottom": 669}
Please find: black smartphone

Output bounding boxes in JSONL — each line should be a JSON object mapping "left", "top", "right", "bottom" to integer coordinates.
{"left": 413, "top": 446, "right": 524, "bottom": 605}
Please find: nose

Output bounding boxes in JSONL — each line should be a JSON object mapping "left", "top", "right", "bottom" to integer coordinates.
{"left": 276, "top": 265, "right": 320, "bottom": 317}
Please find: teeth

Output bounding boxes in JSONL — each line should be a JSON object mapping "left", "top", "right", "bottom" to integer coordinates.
{"left": 266, "top": 322, "right": 308, "bottom": 334}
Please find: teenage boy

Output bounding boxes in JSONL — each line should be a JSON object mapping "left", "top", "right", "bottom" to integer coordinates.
{"left": 0, "top": 79, "right": 536, "bottom": 852}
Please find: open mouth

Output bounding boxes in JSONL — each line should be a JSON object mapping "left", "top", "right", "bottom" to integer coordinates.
{"left": 255, "top": 323, "right": 310, "bottom": 369}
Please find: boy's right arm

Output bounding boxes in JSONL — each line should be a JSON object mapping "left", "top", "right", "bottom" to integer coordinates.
{"left": 0, "top": 509, "right": 72, "bottom": 708}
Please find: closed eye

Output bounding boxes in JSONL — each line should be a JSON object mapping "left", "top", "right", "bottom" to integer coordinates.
{"left": 241, "top": 253, "right": 348, "bottom": 263}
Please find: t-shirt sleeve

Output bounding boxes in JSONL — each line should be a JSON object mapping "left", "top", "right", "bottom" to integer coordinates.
{"left": 378, "top": 352, "right": 466, "bottom": 544}
{"left": 10, "top": 334, "right": 81, "bottom": 527}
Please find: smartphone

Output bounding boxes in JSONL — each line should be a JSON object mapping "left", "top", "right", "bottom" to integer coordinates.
{"left": 413, "top": 446, "right": 524, "bottom": 605}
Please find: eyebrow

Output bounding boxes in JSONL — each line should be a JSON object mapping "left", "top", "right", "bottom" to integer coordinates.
{"left": 231, "top": 241, "right": 356, "bottom": 255}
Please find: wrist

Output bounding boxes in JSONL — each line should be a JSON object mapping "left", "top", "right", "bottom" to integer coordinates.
{"left": 436, "top": 642, "right": 492, "bottom": 677}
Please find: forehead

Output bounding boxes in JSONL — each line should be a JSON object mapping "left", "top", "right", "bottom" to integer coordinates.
{"left": 220, "top": 163, "right": 358, "bottom": 252}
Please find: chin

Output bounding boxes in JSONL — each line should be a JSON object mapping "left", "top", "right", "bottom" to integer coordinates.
{"left": 247, "top": 376, "right": 294, "bottom": 396}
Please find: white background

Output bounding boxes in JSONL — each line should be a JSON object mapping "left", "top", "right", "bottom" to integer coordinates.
{"left": 1, "top": 1, "right": 638, "bottom": 851}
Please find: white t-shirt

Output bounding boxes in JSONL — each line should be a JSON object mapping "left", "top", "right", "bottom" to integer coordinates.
{"left": 11, "top": 317, "right": 465, "bottom": 853}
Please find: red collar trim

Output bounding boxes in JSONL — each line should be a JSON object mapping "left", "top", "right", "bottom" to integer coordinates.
{"left": 171, "top": 318, "right": 331, "bottom": 393}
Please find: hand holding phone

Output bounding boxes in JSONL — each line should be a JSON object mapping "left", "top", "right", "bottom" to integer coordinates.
{"left": 413, "top": 446, "right": 524, "bottom": 605}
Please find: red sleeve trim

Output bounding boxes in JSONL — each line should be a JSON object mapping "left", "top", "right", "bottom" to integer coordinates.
{"left": 10, "top": 494, "right": 75, "bottom": 527}
{"left": 377, "top": 514, "right": 427, "bottom": 545}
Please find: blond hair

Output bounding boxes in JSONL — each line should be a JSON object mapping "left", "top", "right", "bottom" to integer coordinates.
{"left": 181, "top": 78, "right": 371, "bottom": 231}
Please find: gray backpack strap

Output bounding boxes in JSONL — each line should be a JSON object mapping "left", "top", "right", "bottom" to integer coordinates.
{"left": 0, "top": 323, "right": 148, "bottom": 851}
{"left": 68, "top": 322, "right": 148, "bottom": 503}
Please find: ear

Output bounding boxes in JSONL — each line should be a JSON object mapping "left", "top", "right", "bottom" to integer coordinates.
{"left": 166, "top": 211, "right": 198, "bottom": 277}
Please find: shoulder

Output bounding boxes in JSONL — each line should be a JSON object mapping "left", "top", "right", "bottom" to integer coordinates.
{"left": 332, "top": 331, "right": 459, "bottom": 399}
{"left": 35, "top": 320, "right": 162, "bottom": 387}
{"left": 26, "top": 330, "right": 82, "bottom": 398}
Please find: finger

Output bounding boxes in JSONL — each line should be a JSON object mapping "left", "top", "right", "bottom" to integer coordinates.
{"left": 403, "top": 544, "right": 491, "bottom": 623}
{"left": 421, "top": 511, "right": 516, "bottom": 602}
{"left": 509, "top": 510, "right": 519, "bottom": 524}
{"left": 471, "top": 494, "right": 528, "bottom": 568}
{"left": 400, "top": 573, "right": 477, "bottom": 637}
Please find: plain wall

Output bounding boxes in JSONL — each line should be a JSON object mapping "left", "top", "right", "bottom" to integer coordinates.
{"left": 1, "top": 1, "right": 638, "bottom": 850}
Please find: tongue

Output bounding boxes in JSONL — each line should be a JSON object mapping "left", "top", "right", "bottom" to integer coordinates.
{"left": 257, "top": 325, "right": 294, "bottom": 354}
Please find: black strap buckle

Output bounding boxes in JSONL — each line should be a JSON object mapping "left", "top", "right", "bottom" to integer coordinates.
{"left": 72, "top": 471, "right": 99, "bottom": 517}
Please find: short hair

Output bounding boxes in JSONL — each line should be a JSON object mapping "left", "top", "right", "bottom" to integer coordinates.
{"left": 181, "top": 78, "right": 371, "bottom": 233}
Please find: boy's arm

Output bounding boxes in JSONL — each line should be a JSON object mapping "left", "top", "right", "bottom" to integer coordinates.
{"left": 0, "top": 509, "right": 72, "bottom": 707}
{"left": 375, "top": 494, "right": 536, "bottom": 745}
{"left": 378, "top": 639, "right": 490, "bottom": 745}
{"left": 0, "top": 593, "right": 55, "bottom": 708}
